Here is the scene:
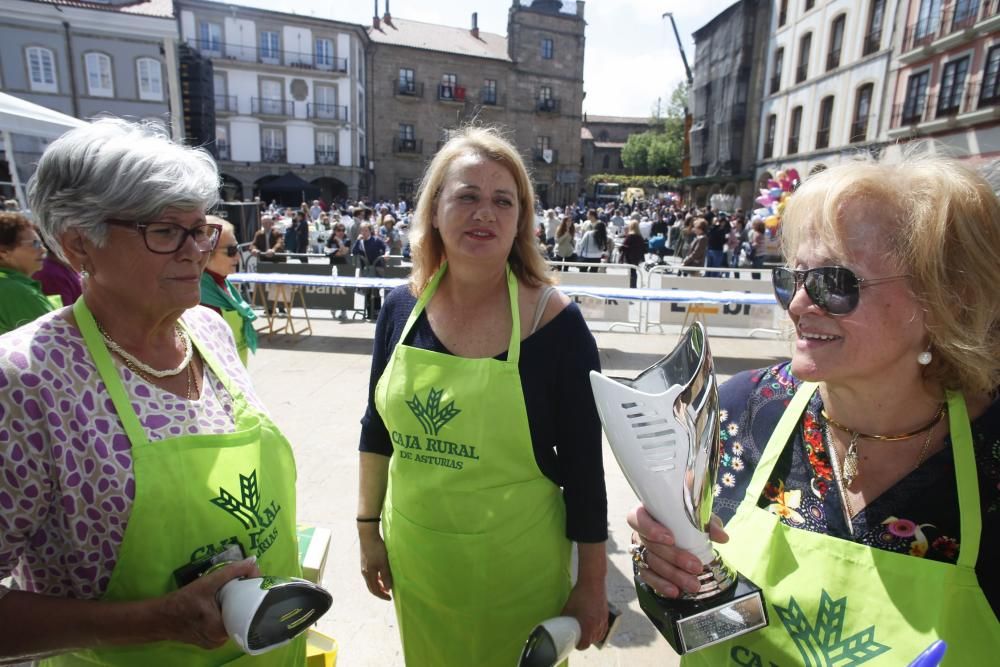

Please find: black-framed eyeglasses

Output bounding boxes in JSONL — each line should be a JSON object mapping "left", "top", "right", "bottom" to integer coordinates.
{"left": 221, "top": 244, "right": 239, "bottom": 257}
{"left": 105, "top": 219, "right": 221, "bottom": 254}
{"left": 772, "top": 266, "right": 910, "bottom": 316}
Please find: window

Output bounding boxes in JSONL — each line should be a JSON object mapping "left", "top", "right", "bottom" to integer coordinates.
{"left": 358, "top": 90, "right": 365, "bottom": 129}
{"left": 315, "top": 38, "right": 334, "bottom": 70}
{"left": 827, "top": 15, "right": 845, "bottom": 71}
{"left": 851, "top": 84, "right": 873, "bottom": 142}
{"left": 216, "top": 125, "right": 229, "bottom": 161}
{"left": 816, "top": 96, "right": 834, "bottom": 149}
{"left": 398, "top": 124, "right": 417, "bottom": 152}
{"left": 261, "top": 127, "right": 285, "bottom": 163}
{"left": 199, "top": 21, "right": 222, "bottom": 55}
{"left": 316, "top": 131, "right": 337, "bottom": 165}
{"left": 538, "top": 85, "right": 556, "bottom": 112}
{"left": 541, "top": 38, "right": 554, "bottom": 60}
{"left": 914, "top": 0, "right": 941, "bottom": 42}
{"left": 137, "top": 58, "right": 163, "bottom": 101}
{"left": 260, "top": 31, "right": 280, "bottom": 63}
{"left": 258, "top": 79, "right": 284, "bottom": 115}
{"left": 980, "top": 45, "right": 1000, "bottom": 106}
{"left": 535, "top": 136, "right": 553, "bottom": 163}
{"left": 796, "top": 33, "right": 811, "bottom": 83}
{"left": 314, "top": 85, "right": 339, "bottom": 120}
{"left": 863, "top": 0, "right": 886, "bottom": 55}
{"left": 398, "top": 68, "right": 415, "bottom": 95}
{"left": 770, "top": 48, "right": 783, "bottom": 94}
{"left": 482, "top": 79, "right": 497, "bottom": 105}
{"left": 952, "top": 0, "right": 977, "bottom": 31}
{"left": 439, "top": 73, "right": 458, "bottom": 100}
{"left": 787, "top": 106, "right": 802, "bottom": 154}
{"left": 778, "top": 0, "right": 788, "bottom": 26}
{"left": 763, "top": 114, "right": 776, "bottom": 158}
{"left": 85, "top": 53, "right": 113, "bottom": 97}
{"left": 902, "top": 70, "right": 930, "bottom": 123}
{"left": 805, "top": 0, "right": 815, "bottom": 10}
{"left": 213, "top": 73, "right": 230, "bottom": 111}
{"left": 26, "top": 46, "right": 57, "bottom": 93}
{"left": 937, "top": 56, "right": 970, "bottom": 116}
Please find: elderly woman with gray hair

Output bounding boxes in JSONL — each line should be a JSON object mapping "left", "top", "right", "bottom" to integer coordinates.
{"left": 0, "top": 119, "right": 304, "bottom": 665}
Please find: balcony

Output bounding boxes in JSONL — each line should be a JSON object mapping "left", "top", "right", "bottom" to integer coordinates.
{"left": 315, "top": 149, "right": 339, "bottom": 166}
{"left": 536, "top": 98, "right": 560, "bottom": 113}
{"left": 815, "top": 127, "right": 830, "bottom": 150}
{"left": 393, "top": 137, "right": 422, "bottom": 154}
{"left": 214, "top": 94, "right": 238, "bottom": 113}
{"left": 795, "top": 64, "right": 808, "bottom": 84}
{"left": 826, "top": 48, "right": 841, "bottom": 71}
{"left": 787, "top": 135, "right": 800, "bottom": 155}
{"left": 394, "top": 79, "right": 424, "bottom": 98}
{"left": 862, "top": 31, "right": 882, "bottom": 56}
{"left": 216, "top": 140, "right": 230, "bottom": 161}
{"left": 308, "top": 103, "right": 348, "bottom": 122}
{"left": 438, "top": 85, "right": 466, "bottom": 102}
{"left": 901, "top": 0, "right": 999, "bottom": 55}
{"left": 252, "top": 97, "right": 293, "bottom": 117}
{"left": 769, "top": 75, "right": 780, "bottom": 94}
{"left": 261, "top": 147, "right": 286, "bottom": 163}
{"left": 188, "top": 39, "right": 348, "bottom": 72}
{"left": 890, "top": 82, "right": 998, "bottom": 133}
{"left": 849, "top": 116, "right": 873, "bottom": 143}
{"left": 532, "top": 148, "right": 558, "bottom": 164}
{"left": 763, "top": 140, "right": 774, "bottom": 159}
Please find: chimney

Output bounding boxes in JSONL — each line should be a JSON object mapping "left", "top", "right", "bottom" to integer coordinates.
{"left": 383, "top": 0, "right": 392, "bottom": 26}
{"left": 373, "top": 0, "right": 380, "bottom": 29}
{"left": 471, "top": 12, "right": 479, "bottom": 39}
{"left": 577, "top": 1, "right": 586, "bottom": 17}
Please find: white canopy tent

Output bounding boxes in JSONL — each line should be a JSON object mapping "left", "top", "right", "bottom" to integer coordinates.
{"left": 0, "top": 92, "right": 87, "bottom": 210}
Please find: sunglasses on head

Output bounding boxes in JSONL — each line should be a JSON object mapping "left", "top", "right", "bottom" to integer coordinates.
{"left": 772, "top": 266, "right": 909, "bottom": 316}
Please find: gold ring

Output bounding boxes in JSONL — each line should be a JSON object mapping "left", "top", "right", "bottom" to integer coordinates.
{"left": 630, "top": 544, "right": 649, "bottom": 569}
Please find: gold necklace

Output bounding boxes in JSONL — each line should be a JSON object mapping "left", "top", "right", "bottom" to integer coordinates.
{"left": 822, "top": 404, "right": 946, "bottom": 487}
{"left": 122, "top": 351, "right": 199, "bottom": 400}
{"left": 96, "top": 319, "right": 192, "bottom": 379}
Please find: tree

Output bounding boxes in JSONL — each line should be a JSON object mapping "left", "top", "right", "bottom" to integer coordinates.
{"left": 621, "top": 82, "right": 688, "bottom": 177}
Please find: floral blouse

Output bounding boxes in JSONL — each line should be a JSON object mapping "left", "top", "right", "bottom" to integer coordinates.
{"left": 713, "top": 363, "right": 1000, "bottom": 615}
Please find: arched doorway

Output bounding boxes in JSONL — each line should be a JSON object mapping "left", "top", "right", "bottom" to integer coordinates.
{"left": 311, "top": 176, "right": 348, "bottom": 206}
{"left": 219, "top": 173, "right": 244, "bottom": 202}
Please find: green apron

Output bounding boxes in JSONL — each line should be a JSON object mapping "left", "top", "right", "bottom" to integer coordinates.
{"left": 687, "top": 383, "right": 999, "bottom": 666}
{"left": 221, "top": 308, "right": 250, "bottom": 366}
{"left": 44, "top": 299, "right": 304, "bottom": 666}
{"left": 374, "top": 264, "right": 572, "bottom": 666}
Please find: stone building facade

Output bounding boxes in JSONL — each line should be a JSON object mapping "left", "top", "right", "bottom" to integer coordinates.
{"left": 367, "top": 0, "right": 586, "bottom": 208}
{"left": 580, "top": 114, "right": 652, "bottom": 181}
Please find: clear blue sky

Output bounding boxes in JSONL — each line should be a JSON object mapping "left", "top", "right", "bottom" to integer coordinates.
{"left": 216, "top": 0, "right": 737, "bottom": 118}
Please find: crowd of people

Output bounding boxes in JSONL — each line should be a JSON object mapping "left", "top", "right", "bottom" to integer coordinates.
{"left": 0, "top": 116, "right": 997, "bottom": 666}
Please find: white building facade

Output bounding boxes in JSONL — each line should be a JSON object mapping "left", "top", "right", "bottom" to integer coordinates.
{"left": 757, "top": 0, "right": 902, "bottom": 181}
{"left": 176, "top": 0, "right": 369, "bottom": 201}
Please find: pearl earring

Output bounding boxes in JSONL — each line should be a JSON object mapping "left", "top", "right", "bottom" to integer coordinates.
{"left": 917, "top": 349, "right": 932, "bottom": 365}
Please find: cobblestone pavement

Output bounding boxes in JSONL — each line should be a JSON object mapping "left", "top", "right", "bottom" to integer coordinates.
{"left": 248, "top": 314, "right": 793, "bottom": 666}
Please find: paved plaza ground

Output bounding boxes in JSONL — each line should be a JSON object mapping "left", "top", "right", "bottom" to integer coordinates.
{"left": 247, "top": 313, "right": 793, "bottom": 666}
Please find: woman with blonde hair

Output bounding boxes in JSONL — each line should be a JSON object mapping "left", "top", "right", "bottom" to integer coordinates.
{"left": 629, "top": 153, "right": 1000, "bottom": 664}
{"left": 357, "top": 126, "right": 609, "bottom": 664}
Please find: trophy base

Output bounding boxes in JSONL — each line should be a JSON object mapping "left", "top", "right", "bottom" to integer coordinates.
{"left": 635, "top": 572, "right": 767, "bottom": 655}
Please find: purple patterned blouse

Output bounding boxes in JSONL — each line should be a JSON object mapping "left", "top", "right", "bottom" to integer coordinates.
{"left": 0, "top": 306, "right": 266, "bottom": 599}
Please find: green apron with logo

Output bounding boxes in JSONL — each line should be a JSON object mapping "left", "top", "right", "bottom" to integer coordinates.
{"left": 686, "top": 383, "right": 999, "bottom": 666}
{"left": 375, "top": 264, "right": 572, "bottom": 666}
{"left": 44, "top": 299, "right": 304, "bottom": 666}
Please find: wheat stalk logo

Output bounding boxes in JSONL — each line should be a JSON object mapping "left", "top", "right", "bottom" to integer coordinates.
{"left": 776, "top": 589, "right": 890, "bottom": 665}
{"left": 211, "top": 469, "right": 265, "bottom": 530}
{"left": 406, "top": 387, "right": 461, "bottom": 435}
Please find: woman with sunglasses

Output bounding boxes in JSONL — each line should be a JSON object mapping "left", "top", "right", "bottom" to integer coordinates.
{"left": 0, "top": 212, "right": 56, "bottom": 335}
{"left": 201, "top": 216, "right": 257, "bottom": 366}
{"left": 0, "top": 119, "right": 305, "bottom": 665}
{"left": 627, "top": 155, "right": 1000, "bottom": 663}
{"left": 325, "top": 222, "right": 351, "bottom": 267}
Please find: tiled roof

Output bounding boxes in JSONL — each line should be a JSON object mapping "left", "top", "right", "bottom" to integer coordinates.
{"left": 29, "top": 0, "right": 174, "bottom": 18}
{"left": 585, "top": 114, "right": 651, "bottom": 126}
{"left": 368, "top": 17, "right": 510, "bottom": 62}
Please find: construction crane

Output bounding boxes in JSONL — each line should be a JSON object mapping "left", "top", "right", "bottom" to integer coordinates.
{"left": 662, "top": 11, "right": 692, "bottom": 177}
{"left": 662, "top": 12, "right": 693, "bottom": 86}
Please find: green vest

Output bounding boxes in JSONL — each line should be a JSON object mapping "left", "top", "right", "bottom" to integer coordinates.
{"left": 686, "top": 383, "right": 999, "bottom": 666}
{"left": 0, "top": 268, "right": 57, "bottom": 335}
{"left": 375, "top": 264, "right": 571, "bottom": 665}
{"left": 43, "top": 299, "right": 304, "bottom": 666}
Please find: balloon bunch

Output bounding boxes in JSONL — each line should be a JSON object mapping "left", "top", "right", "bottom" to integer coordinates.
{"left": 752, "top": 168, "right": 800, "bottom": 233}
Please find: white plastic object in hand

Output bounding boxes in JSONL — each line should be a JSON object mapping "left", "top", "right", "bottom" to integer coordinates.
{"left": 517, "top": 616, "right": 580, "bottom": 667}
{"left": 217, "top": 576, "right": 332, "bottom": 655}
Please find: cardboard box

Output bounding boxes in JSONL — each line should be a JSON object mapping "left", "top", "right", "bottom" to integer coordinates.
{"left": 297, "top": 524, "right": 331, "bottom": 584}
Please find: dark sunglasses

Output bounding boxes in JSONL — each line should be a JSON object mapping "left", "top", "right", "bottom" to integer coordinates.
{"left": 222, "top": 244, "right": 239, "bottom": 257}
{"left": 772, "top": 266, "right": 909, "bottom": 316}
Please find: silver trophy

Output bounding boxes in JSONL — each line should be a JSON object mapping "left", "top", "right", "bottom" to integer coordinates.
{"left": 589, "top": 322, "right": 767, "bottom": 654}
